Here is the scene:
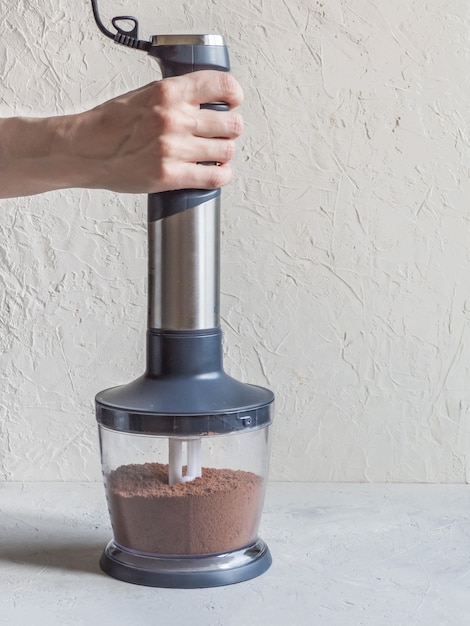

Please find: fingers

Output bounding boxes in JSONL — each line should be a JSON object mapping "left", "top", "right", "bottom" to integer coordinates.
{"left": 139, "top": 72, "right": 243, "bottom": 192}
{"left": 173, "top": 162, "right": 233, "bottom": 190}
{"left": 177, "top": 136, "right": 237, "bottom": 165}
{"left": 154, "top": 71, "right": 243, "bottom": 110}
{"left": 180, "top": 71, "right": 244, "bottom": 109}
{"left": 193, "top": 108, "right": 243, "bottom": 139}
{"left": 155, "top": 106, "right": 243, "bottom": 142}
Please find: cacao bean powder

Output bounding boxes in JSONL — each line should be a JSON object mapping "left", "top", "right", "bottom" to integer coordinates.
{"left": 106, "top": 462, "right": 264, "bottom": 556}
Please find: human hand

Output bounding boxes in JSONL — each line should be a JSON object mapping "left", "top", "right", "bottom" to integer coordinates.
{"left": 70, "top": 70, "right": 244, "bottom": 194}
{"left": 0, "top": 70, "right": 243, "bottom": 199}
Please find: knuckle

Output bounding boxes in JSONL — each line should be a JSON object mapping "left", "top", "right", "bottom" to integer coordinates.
{"left": 154, "top": 133, "right": 175, "bottom": 161}
{"left": 223, "top": 140, "right": 236, "bottom": 162}
{"left": 158, "top": 160, "right": 176, "bottom": 187}
{"left": 229, "top": 113, "right": 244, "bottom": 137}
{"left": 208, "top": 165, "right": 230, "bottom": 188}
{"left": 218, "top": 72, "right": 242, "bottom": 106}
{"left": 155, "top": 132, "right": 168, "bottom": 153}
{"left": 154, "top": 77, "right": 178, "bottom": 105}
{"left": 189, "top": 114, "right": 199, "bottom": 135}
{"left": 155, "top": 107, "right": 178, "bottom": 133}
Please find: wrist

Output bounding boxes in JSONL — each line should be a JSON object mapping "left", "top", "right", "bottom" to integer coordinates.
{"left": 0, "top": 115, "right": 99, "bottom": 197}
{"left": 53, "top": 106, "right": 129, "bottom": 193}
{"left": 44, "top": 112, "right": 104, "bottom": 191}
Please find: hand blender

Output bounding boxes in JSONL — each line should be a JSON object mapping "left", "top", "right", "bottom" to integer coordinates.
{"left": 90, "top": 1, "right": 275, "bottom": 588}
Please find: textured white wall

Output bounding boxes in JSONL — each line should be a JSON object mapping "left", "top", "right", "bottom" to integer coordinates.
{"left": 0, "top": 0, "right": 468, "bottom": 482}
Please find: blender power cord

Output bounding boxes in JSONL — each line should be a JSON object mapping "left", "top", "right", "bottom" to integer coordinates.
{"left": 90, "top": 0, "right": 151, "bottom": 51}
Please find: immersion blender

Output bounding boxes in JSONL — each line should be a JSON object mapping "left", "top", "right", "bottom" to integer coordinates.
{"left": 90, "top": 1, "right": 275, "bottom": 588}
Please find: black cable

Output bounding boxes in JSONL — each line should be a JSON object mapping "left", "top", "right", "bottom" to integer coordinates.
{"left": 91, "top": 0, "right": 115, "bottom": 40}
{"left": 90, "top": 0, "right": 151, "bottom": 51}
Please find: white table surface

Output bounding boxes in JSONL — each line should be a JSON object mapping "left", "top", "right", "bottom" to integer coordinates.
{"left": 1, "top": 482, "right": 469, "bottom": 625}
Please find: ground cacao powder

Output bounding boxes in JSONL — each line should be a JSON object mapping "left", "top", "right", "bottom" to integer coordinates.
{"left": 106, "top": 462, "right": 264, "bottom": 555}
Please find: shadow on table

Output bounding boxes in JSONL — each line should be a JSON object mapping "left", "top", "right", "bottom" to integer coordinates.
{"left": 0, "top": 509, "right": 110, "bottom": 576}
{"left": 0, "top": 540, "right": 107, "bottom": 576}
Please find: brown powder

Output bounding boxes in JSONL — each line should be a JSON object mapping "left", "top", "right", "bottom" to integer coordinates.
{"left": 106, "top": 462, "right": 264, "bottom": 556}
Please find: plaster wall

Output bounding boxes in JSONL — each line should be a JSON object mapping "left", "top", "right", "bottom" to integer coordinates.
{"left": 0, "top": 0, "right": 468, "bottom": 482}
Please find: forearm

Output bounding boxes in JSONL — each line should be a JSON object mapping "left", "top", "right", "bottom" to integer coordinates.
{"left": 0, "top": 115, "right": 92, "bottom": 198}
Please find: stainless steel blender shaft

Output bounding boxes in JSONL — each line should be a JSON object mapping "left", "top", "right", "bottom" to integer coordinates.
{"left": 148, "top": 196, "right": 220, "bottom": 331}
